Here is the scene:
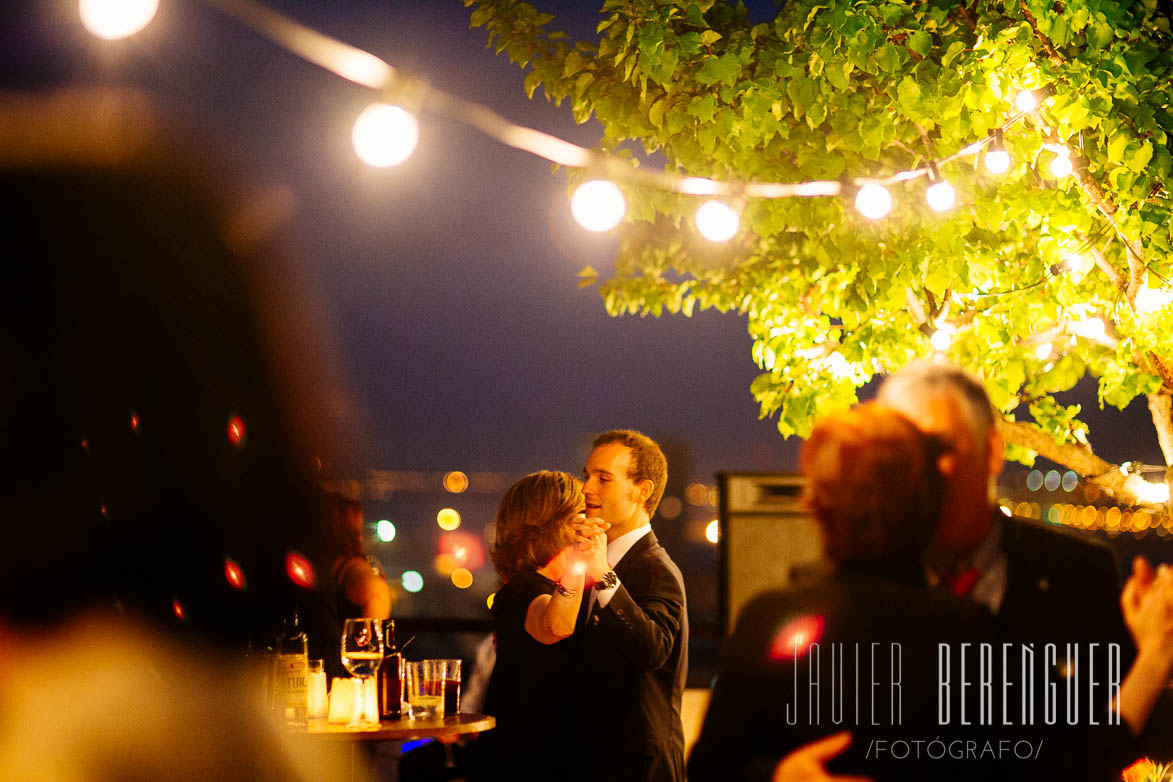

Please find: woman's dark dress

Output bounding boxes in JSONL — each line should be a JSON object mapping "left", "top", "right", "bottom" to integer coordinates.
{"left": 478, "top": 570, "right": 578, "bottom": 781}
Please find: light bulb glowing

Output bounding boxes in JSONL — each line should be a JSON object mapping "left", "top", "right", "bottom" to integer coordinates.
{"left": 854, "top": 184, "right": 892, "bottom": 219}
{"left": 926, "top": 181, "right": 956, "bottom": 212}
{"left": 570, "top": 180, "right": 626, "bottom": 232}
{"left": 695, "top": 200, "right": 739, "bottom": 242}
{"left": 985, "top": 148, "right": 1011, "bottom": 174}
{"left": 1050, "top": 152, "right": 1073, "bottom": 178}
{"left": 352, "top": 103, "right": 419, "bottom": 168}
{"left": 930, "top": 325, "right": 954, "bottom": 351}
{"left": 79, "top": 0, "right": 159, "bottom": 40}
{"left": 1035, "top": 342, "right": 1053, "bottom": 361}
{"left": 1015, "top": 90, "right": 1039, "bottom": 112}
{"left": 1126, "top": 475, "right": 1171, "bottom": 506}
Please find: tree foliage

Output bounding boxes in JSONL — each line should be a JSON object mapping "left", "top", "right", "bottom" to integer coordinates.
{"left": 468, "top": 0, "right": 1173, "bottom": 505}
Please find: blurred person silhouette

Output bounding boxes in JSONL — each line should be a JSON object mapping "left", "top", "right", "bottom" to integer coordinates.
{"left": 688, "top": 402, "right": 992, "bottom": 782}
{"left": 302, "top": 489, "right": 392, "bottom": 681}
{"left": 0, "top": 86, "right": 357, "bottom": 778}
{"left": 471, "top": 470, "right": 605, "bottom": 781}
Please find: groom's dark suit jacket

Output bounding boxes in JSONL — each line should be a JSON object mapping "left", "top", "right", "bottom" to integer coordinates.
{"left": 571, "top": 529, "right": 688, "bottom": 782}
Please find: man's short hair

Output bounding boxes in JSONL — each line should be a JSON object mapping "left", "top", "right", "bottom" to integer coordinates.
{"left": 592, "top": 429, "right": 667, "bottom": 517}
{"left": 877, "top": 360, "right": 996, "bottom": 444}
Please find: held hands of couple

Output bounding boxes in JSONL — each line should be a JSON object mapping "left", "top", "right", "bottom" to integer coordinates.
{"left": 574, "top": 516, "right": 610, "bottom": 582}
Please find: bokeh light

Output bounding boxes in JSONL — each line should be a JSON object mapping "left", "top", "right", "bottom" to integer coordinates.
{"left": 402, "top": 570, "right": 424, "bottom": 593}
{"left": 352, "top": 103, "right": 419, "bottom": 168}
{"left": 925, "top": 181, "right": 956, "bottom": 212}
{"left": 685, "top": 483, "right": 709, "bottom": 506}
{"left": 443, "top": 471, "right": 469, "bottom": 493}
{"left": 172, "top": 599, "right": 185, "bottom": 621}
{"left": 451, "top": 568, "right": 473, "bottom": 589}
{"left": 767, "top": 615, "right": 825, "bottom": 661}
{"left": 130, "top": 412, "right": 140, "bottom": 431}
{"left": 705, "top": 519, "right": 720, "bottom": 544}
{"left": 929, "top": 326, "right": 953, "bottom": 352}
{"left": 376, "top": 519, "right": 397, "bottom": 542}
{"left": 1026, "top": 470, "right": 1044, "bottom": 491}
{"left": 1050, "top": 152, "right": 1073, "bottom": 178}
{"left": 570, "top": 180, "right": 626, "bottom": 232}
{"left": 79, "top": 0, "right": 159, "bottom": 40}
{"left": 695, "top": 200, "right": 739, "bottom": 242}
{"left": 439, "top": 531, "right": 485, "bottom": 570}
{"left": 658, "top": 496, "right": 682, "bottom": 519}
{"left": 486, "top": 592, "right": 495, "bottom": 610}
{"left": 227, "top": 415, "right": 246, "bottom": 447}
{"left": 224, "top": 558, "right": 246, "bottom": 590}
{"left": 1061, "top": 470, "right": 1079, "bottom": 492}
{"left": 854, "top": 184, "right": 892, "bottom": 219}
{"left": 1044, "top": 470, "right": 1061, "bottom": 492}
{"left": 437, "top": 508, "right": 461, "bottom": 531}
{"left": 286, "top": 552, "right": 316, "bottom": 588}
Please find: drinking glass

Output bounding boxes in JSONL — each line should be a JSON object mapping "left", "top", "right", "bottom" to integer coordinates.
{"left": 341, "top": 618, "right": 384, "bottom": 728}
{"left": 405, "top": 660, "right": 445, "bottom": 720}
{"left": 438, "top": 658, "right": 462, "bottom": 715}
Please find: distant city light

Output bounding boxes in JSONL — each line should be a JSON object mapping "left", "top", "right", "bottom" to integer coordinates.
{"left": 695, "top": 200, "right": 740, "bottom": 242}
{"left": 352, "top": 103, "right": 419, "bottom": 168}
{"left": 402, "top": 570, "right": 424, "bottom": 593}
{"left": 570, "top": 180, "right": 625, "bottom": 232}
{"left": 437, "top": 508, "right": 461, "bottom": 531}
{"left": 705, "top": 520, "right": 720, "bottom": 544}
{"left": 451, "top": 568, "right": 473, "bottom": 589}
{"left": 443, "top": 471, "right": 469, "bottom": 493}
{"left": 376, "top": 519, "right": 396, "bottom": 542}
{"left": 80, "top": 0, "right": 159, "bottom": 40}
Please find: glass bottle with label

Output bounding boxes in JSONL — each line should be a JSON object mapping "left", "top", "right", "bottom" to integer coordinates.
{"left": 276, "top": 613, "right": 309, "bottom": 727}
{"left": 377, "top": 619, "right": 403, "bottom": 719}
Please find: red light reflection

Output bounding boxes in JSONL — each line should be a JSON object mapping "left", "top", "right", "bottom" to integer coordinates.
{"left": 173, "top": 599, "right": 185, "bottom": 620}
{"left": 224, "top": 558, "right": 245, "bottom": 590}
{"left": 227, "top": 415, "right": 246, "bottom": 446}
{"left": 438, "top": 531, "right": 484, "bottom": 570}
{"left": 130, "top": 413, "right": 140, "bottom": 431}
{"left": 767, "top": 614, "right": 825, "bottom": 661}
{"left": 286, "top": 552, "right": 315, "bottom": 588}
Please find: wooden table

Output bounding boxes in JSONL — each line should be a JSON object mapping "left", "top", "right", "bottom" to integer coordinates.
{"left": 304, "top": 713, "right": 494, "bottom": 781}
{"left": 306, "top": 712, "right": 494, "bottom": 742}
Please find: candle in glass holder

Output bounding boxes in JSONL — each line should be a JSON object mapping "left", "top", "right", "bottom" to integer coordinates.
{"left": 327, "top": 678, "right": 360, "bottom": 725}
{"left": 307, "top": 660, "right": 328, "bottom": 725}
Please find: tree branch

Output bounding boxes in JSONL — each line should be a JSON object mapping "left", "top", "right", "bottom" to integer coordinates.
{"left": 1019, "top": 1, "right": 1065, "bottom": 67}
{"left": 1146, "top": 393, "right": 1173, "bottom": 467}
{"left": 999, "top": 418, "right": 1138, "bottom": 501}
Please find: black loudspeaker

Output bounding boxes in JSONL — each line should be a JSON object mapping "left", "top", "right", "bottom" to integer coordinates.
{"left": 717, "top": 473, "right": 825, "bottom": 635}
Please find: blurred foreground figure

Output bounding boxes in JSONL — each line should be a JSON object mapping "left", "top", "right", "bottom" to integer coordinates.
{"left": 0, "top": 88, "right": 354, "bottom": 778}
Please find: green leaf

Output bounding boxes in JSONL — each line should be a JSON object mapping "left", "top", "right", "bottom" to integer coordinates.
{"left": 700, "top": 30, "right": 723, "bottom": 46}
{"left": 1126, "top": 139, "right": 1154, "bottom": 173}
{"left": 1107, "top": 133, "right": 1129, "bottom": 164}
{"left": 908, "top": 30, "right": 933, "bottom": 58}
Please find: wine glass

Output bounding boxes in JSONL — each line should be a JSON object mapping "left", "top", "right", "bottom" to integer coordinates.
{"left": 341, "top": 618, "right": 384, "bottom": 728}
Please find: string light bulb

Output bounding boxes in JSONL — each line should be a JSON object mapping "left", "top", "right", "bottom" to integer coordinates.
{"left": 79, "top": 0, "right": 159, "bottom": 40}
{"left": 352, "top": 103, "right": 419, "bottom": 168}
{"left": 985, "top": 130, "right": 1010, "bottom": 174}
{"left": 570, "top": 180, "right": 626, "bottom": 232}
{"left": 854, "top": 184, "right": 892, "bottom": 219}
{"left": 1015, "top": 89, "right": 1039, "bottom": 113}
{"left": 1034, "top": 342, "right": 1053, "bottom": 361}
{"left": 930, "top": 324, "right": 955, "bottom": 351}
{"left": 926, "top": 180, "right": 956, "bottom": 212}
{"left": 1135, "top": 282, "right": 1173, "bottom": 315}
{"left": 695, "top": 200, "right": 739, "bottom": 242}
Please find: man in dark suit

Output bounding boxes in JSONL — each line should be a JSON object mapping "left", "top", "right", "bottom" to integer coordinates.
{"left": 877, "top": 360, "right": 1143, "bottom": 776}
{"left": 574, "top": 429, "right": 688, "bottom": 782}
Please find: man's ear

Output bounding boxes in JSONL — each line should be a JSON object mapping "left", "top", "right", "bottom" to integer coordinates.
{"left": 637, "top": 479, "right": 654, "bottom": 507}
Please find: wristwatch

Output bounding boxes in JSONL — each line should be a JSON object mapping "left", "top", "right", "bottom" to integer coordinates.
{"left": 596, "top": 570, "right": 619, "bottom": 590}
